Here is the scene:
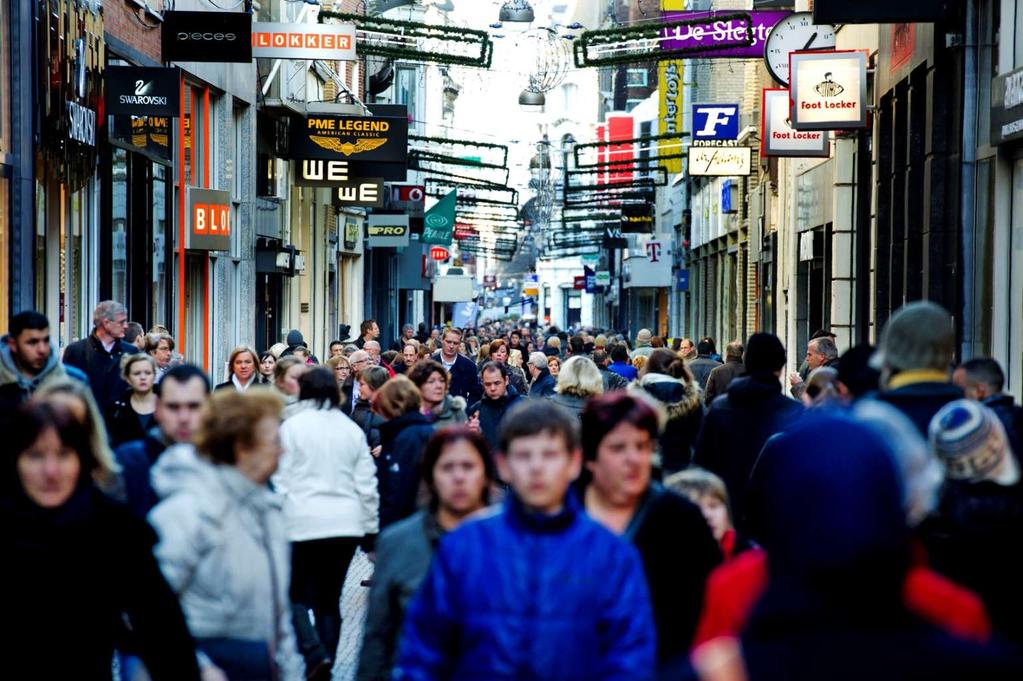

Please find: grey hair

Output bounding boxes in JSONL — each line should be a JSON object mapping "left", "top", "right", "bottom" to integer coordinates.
{"left": 528, "top": 352, "right": 548, "bottom": 370}
{"left": 810, "top": 336, "right": 839, "bottom": 361}
{"left": 93, "top": 300, "right": 127, "bottom": 327}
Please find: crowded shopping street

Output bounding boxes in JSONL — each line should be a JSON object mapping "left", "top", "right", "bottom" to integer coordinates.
{"left": 3, "top": 0, "right": 1023, "bottom": 679}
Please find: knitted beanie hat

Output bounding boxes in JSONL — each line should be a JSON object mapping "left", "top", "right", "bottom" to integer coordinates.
{"left": 871, "top": 301, "right": 954, "bottom": 372}
{"left": 929, "top": 399, "right": 1009, "bottom": 482}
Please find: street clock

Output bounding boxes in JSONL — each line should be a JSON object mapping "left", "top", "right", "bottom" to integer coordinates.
{"left": 764, "top": 12, "right": 837, "bottom": 87}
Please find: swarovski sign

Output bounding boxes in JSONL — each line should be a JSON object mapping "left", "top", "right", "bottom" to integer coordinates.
{"left": 106, "top": 66, "right": 180, "bottom": 117}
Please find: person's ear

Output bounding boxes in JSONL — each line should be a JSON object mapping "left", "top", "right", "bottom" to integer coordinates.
{"left": 569, "top": 448, "right": 583, "bottom": 479}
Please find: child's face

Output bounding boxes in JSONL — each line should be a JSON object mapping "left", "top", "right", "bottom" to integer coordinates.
{"left": 698, "top": 494, "right": 731, "bottom": 542}
{"left": 498, "top": 431, "right": 580, "bottom": 515}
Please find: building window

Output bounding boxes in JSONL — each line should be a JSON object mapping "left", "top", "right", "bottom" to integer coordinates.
{"left": 626, "top": 68, "right": 648, "bottom": 87}
{"left": 625, "top": 99, "right": 643, "bottom": 112}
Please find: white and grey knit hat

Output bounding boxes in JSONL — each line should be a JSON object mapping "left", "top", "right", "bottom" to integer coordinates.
{"left": 929, "top": 399, "right": 1009, "bottom": 482}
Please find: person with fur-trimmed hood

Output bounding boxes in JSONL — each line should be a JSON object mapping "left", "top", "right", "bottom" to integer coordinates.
{"left": 629, "top": 348, "right": 703, "bottom": 475}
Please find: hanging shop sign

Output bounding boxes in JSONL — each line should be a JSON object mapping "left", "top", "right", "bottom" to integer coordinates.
{"left": 187, "top": 188, "right": 232, "bottom": 251}
{"left": 658, "top": 60, "right": 684, "bottom": 174}
{"left": 332, "top": 178, "right": 385, "bottom": 208}
{"left": 687, "top": 147, "right": 752, "bottom": 176}
{"left": 390, "top": 184, "right": 426, "bottom": 217}
{"left": 106, "top": 66, "right": 180, "bottom": 117}
{"left": 603, "top": 226, "right": 629, "bottom": 249}
{"left": 111, "top": 115, "right": 172, "bottom": 162}
{"left": 252, "top": 22, "right": 357, "bottom": 61}
{"left": 38, "top": 0, "right": 105, "bottom": 189}
{"left": 292, "top": 115, "right": 409, "bottom": 163}
{"left": 430, "top": 246, "right": 451, "bottom": 261}
{"left": 789, "top": 51, "right": 868, "bottom": 131}
{"left": 660, "top": 10, "right": 790, "bottom": 59}
{"left": 162, "top": 11, "right": 253, "bottom": 63}
{"left": 422, "top": 190, "right": 457, "bottom": 246}
{"left": 343, "top": 217, "right": 361, "bottom": 250}
{"left": 367, "top": 214, "right": 410, "bottom": 248}
{"left": 692, "top": 104, "right": 740, "bottom": 141}
{"left": 624, "top": 239, "right": 673, "bottom": 288}
{"left": 595, "top": 271, "right": 612, "bottom": 288}
{"left": 761, "top": 88, "right": 830, "bottom": 158}
{"left": 621, "top": 204, "right": 655, "bottom": 233}
{"left": 812, "top": 0, "right": 955, "bottom": 24}
{"left": 991, "top": 67, "right": 1023, "bottom": 146}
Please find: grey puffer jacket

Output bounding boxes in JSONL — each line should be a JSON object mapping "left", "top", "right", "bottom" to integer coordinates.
{"left": 148, "top": 446, "right": 305, "bottom": 681}
{"left": 427, "top": 394, "right": 468, "bottom": 429}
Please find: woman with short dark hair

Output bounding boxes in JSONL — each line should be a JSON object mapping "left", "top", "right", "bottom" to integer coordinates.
{"left": 272, "top": 368, "right": 380, "bottom": 675}
{"left": 409, "top": 359, "right": 467, "bottom": 428}
{"left": 580, "top": 392, "right": 721, "bottom": 667}
{"left": 357, "top": 427, "right": 495, "bottom": 681}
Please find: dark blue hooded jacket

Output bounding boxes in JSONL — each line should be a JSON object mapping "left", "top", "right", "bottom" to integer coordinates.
{"left": 395, "top": 492, "right": 656, "bottom": 681}
{"left": 736, "top": 414, "right": 1023, "bottom": 681}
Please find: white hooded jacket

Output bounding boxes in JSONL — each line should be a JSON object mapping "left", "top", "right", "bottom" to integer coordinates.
{"left": 273, "top": 403, "right": 380, "bottom": 542}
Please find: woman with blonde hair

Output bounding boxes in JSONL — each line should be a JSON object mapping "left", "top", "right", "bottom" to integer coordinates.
{"left": 273, "top": 356, "right": 308, "bottom": 406}
{"left": 373, "top": 376, "right": 435, "bottom": 528}
{"left": 215, "top": 346, "right": 260, "bottom": 392}
{"left": 547, "top": 356, "right": 604, "bottom": 418}
{"left": 106, "top": 353, "right": 159, "bottom": 447}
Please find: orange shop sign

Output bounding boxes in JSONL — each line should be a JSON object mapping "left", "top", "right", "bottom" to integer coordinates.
{"left": 187, "top": 188, "right": 232, "bottom": 251}
{"left": 251, "top": 23, "right": 357, "bottom": 61}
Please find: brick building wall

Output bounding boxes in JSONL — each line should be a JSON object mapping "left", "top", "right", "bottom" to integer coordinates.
{"left": 104, "top": 1, "right": 162, "bottom": 63}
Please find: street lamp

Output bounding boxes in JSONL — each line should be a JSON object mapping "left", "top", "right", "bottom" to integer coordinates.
{"left": 518, "top": 89, "right": 546, "bottom": 107}
{"left": 499, "top": 0, "right": 534, "bottom": 23}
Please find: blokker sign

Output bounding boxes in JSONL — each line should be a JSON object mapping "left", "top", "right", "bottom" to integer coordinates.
{"left": 252, "top": 23, "right": 357, "bottom": 61}
{"left": 789, "top": 50, "right": 868, "bottom": 130}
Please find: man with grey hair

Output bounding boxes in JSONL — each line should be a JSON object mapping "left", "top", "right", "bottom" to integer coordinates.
{"left": 631, "top": 328, "right": 654, "bottom": 359}
{"left": 527, "top": 351, "right": 557, "bottom": 398}
{"left": 342, "top": 350, "right": 372, "bottom": 416}
{"left": 391, "top": 323, "right": 416, "bottom": 352}
{"left": 63, "top": 300, "right": 137, "bottom": 411}
{"left": 364, "top": 339, "right": 396, "bottom": 378}
{"left": 789, "top": 336, "right": 840, "bottom": 400}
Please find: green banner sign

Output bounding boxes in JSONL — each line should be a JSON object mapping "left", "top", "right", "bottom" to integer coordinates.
{"left": 422, "top": 189, "right": 457, "bottom": 245}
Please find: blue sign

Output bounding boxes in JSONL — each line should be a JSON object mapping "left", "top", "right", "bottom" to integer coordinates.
{"left": 676, "top": 269, "right": 690, "bottom": 292}
{"left": 692, "top": 103, "right": 740, "bottom": 140}
{"left": 721, "top": 180, "right": 734, "bottom": 213}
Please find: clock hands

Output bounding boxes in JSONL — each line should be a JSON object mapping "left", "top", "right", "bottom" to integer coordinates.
{"left": 802, "top": 32, "right": 819, "bottom": 50}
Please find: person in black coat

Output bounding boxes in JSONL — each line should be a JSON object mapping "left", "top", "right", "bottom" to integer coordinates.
{"left": 953, "top": 357, "right": 1023, "bottom": 458}
{"left": 352, "top": 366, "right": 389, "bottom": 452}
{"left": 431, "top": 328, "right": 482, "bottom": 405}
{"left": 62, "top": 300, "right": 138, "bottom": 411}
{"left": 2, "top": 401, "right": 201, "bottom": 680}
{"left": 693, "top": 333, "right": 803, "bottom": 532}
{"left": 580, "top": 393, "right": 721, "bottom": 667}
{"left": 375, "top": 376, "right": 435, "bottom": 529}
{"left": 467, "top": 362, "right": 523, "bottom": 452}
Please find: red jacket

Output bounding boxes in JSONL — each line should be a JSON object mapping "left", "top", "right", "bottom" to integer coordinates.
{"left": 693, "top": 548, "right": 991, "bottom": 649}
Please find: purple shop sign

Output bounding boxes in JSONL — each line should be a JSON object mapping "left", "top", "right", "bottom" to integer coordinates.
{"left": 661, "top": 11, "right": 790, "bottom": 59}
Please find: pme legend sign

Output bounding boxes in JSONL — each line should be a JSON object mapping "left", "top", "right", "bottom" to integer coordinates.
{"left": 789, "top": 50, "right": 868, "bottom": 130}
{"left": 292, "top": 115, "right": 409, "bottom": 163}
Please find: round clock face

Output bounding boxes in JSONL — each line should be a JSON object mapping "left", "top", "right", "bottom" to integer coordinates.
{"left": 764, "top": 12, "right": 837, "bottom": 86}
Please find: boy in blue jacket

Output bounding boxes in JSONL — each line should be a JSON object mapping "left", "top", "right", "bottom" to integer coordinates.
{"left": 395, "top": 400, "right": 656, "bottom": 681}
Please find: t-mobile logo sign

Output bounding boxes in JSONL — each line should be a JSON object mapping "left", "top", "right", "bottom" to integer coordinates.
{"left": 693, "top": 104, "right": 740, "bottom": 140}
{"left": 646, "top": 242, "right": 663, "bottom": 262}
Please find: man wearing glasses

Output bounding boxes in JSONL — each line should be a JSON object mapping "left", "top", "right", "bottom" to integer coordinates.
{"left": 342, "top": 350, "right": 372, "bottom": 416}
{"left": 63, "top": 300, "right": 138, "bottom": 411}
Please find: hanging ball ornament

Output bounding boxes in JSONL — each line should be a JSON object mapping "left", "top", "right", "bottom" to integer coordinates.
{"left": 516, "top": 27, "right": 571, "bottom": 94}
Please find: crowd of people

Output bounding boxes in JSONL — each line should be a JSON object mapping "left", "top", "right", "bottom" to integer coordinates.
{"left": 3, "top": 298, "right": 1023, "bottom": 680}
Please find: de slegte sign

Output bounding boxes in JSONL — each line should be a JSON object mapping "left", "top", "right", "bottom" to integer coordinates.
{"left": 761, "top": 89, "right": 830, "bottom": 158}
{"left": 106, "top": 66, "right": 180, "bottom": 117}
{"left": 162, "top": 11, "right": 252, "bottom": 63}
{"left": 252, "top": 23, "right": 356, "bottom": 61}
{"left": 790, "top": 50, "right": 868, "bottom": 130}
{"left": 187, "top": 188, "right": 232, "bottom": 251}
{"left": 992, "top": 66, "right": 1023, "bottom": 146}
{"left": 660, "top": 10, "right": 790, "bottom": 59}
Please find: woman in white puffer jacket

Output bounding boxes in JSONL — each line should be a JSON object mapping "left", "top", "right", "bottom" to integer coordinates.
{"left": 149, "top": 388, "right": 305, "bottom": 681}
{"left": 273, "top": 367, "right": 380, "bottom": 674}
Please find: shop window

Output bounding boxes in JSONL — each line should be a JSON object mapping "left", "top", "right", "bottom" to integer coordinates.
{"left": 626, "top": 68, "right": 648, "bottom": 87}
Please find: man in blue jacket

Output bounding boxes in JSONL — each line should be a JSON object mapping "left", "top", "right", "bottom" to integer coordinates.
{"left": 395, "top": 400, "right": 656, "bottom": 681}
